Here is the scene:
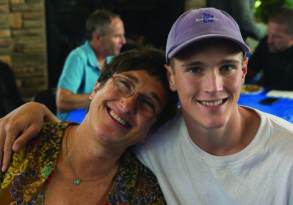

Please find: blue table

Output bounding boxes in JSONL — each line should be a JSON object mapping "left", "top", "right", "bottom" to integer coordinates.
{"left": 66, "top": 108, "right": 87, "bottom": 123}
{"left": 238, "top": 91, "right": 293, "bottom": 123}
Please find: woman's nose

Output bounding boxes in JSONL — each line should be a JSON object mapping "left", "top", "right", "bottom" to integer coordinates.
{"left": 118, "top": 95, "right": 138, "bottom": 114}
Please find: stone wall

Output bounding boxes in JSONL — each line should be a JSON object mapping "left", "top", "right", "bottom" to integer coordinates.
{"left": 0, "top": 0, "right": 47, "bottom": 100}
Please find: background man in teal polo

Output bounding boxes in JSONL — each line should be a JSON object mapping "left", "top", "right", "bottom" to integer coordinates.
{"left": 56, "top": 9, "right": 126, "bottom": 120}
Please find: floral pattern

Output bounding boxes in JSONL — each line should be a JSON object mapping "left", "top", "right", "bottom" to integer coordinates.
{"left": 0, "top": 122, "right": 166, "bottom": 205}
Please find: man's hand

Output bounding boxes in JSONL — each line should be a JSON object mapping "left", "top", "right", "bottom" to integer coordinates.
{"left": 0, "top": 102, "right": 58, "bottom": 172}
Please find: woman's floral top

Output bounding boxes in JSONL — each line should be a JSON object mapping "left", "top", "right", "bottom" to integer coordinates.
{"left": 0, "top": 122, "right": 166, "bottom": 205}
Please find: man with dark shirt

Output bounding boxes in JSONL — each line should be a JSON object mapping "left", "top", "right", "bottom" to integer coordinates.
{"left": 248, "top": 7, "right": 293, "bottom": 90}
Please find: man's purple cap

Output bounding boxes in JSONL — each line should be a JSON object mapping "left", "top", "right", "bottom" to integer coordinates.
{"left": 166, "top": 7, "right": 250, "bottom": 59}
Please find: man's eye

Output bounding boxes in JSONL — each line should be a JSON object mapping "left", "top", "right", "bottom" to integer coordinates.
{"left": 220, "top": 64, "right": 236, "bottom": 73}
{"left": 186, "top": 67, "right": 202, "bottom": 74}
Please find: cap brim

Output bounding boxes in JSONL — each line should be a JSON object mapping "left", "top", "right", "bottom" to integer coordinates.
{"left": 167, "top": 34, "right": 250, "bottom": 59}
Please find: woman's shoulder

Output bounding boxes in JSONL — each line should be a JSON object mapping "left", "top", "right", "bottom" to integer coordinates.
{"left": 0, "top": 122, "right": 71, "bottom": 200}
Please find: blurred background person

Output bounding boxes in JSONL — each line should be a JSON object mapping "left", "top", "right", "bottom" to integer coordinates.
{"left": 206, "top": 0, "right": 266, "bottom": 41}
{"left": 56, "top": 9, "right": 126, "bottom": 120}
{"left": 0, "top": 61, "right": 23, "bottom": 117}
{"left": 247, "top": 7, "right": 293, "bottom": 90}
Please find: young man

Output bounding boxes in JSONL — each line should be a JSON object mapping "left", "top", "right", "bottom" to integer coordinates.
{"left": 56, "top": 9, "right": 126, "bottom": 120}
{"left": 247, "top": 7, "right": 293, "bottom": 90}
{"left": 0, "top": 8, "right": 293, "bottom": 205}
{"left": 136, "top": 7, "right": 293, "bottom": 204}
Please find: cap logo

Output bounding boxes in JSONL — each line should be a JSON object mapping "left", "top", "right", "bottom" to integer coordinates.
{"left": 195, "top": 12, "right": 217, "bottom": 23}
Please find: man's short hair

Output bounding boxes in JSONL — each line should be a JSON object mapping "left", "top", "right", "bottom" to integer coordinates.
{"left": 85, "top": 9, "right": 120, "bottom": 40}
{"left": 269, "top": 7, "right": 293, "bottom": 35}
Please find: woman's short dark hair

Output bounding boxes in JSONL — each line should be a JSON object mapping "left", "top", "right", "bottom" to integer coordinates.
{"left": 98, "top": 47, "right": 178, "bottom": 132}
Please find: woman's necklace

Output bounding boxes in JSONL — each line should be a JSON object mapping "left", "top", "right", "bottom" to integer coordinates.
{"left": 64, "top": 133, "right": 117, "bottom": 186}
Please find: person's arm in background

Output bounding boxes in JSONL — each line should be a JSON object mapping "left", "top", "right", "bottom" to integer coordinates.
{"left": 56, "top": 88, "right": 90, "bottom": 112}
{"left": 56, "top": 50, "right": 90, "bottom": 112}
{"left": 0, "top": 102, "right": 58, "bottom": 172}
{"left": 231, "top": 0, "right": 266, "bottom": 40}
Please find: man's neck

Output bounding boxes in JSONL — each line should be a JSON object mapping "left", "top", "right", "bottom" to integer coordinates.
{"left": 90, "top": 41, "right": 107, "bottom": 71}
{"left": 185, "top": 107, "right": 260, "bottom": 156}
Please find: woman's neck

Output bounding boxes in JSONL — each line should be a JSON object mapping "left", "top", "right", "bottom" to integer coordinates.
{"left": 61, "top": 125, "right": 121, "bottom": 179}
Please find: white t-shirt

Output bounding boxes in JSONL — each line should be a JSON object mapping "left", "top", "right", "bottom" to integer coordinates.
{"left": 136, "top": 108, "right": 293, "bottom": 205}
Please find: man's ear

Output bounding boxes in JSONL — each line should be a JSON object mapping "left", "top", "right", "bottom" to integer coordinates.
{"left": 91, "top": 31, "right": 102, "bottom": 44}
{"left": 289, "top": 38, "right": 293, "bottom": 47}
{"left": 241, "top": 57, "right": 248, "bottom": 82}
{"left": 164, "top": 64, "right": 177, "bottom": 91}
{"left": 89, "top": 81, "right": 102, "bottom": 100}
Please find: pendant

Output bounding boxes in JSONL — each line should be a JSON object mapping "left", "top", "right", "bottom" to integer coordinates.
{"left": 73, "top": 178, "right": 81, "bottom": 185}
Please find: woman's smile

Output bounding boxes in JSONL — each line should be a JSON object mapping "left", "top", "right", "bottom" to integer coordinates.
{"left": 107, "top": 107, "right": 132, "bottom": 129}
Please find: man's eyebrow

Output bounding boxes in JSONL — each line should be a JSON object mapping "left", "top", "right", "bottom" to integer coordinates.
{"left": 220, "top": 59, "right": 241, "bottom": 64}
{"left": 181, "top": 59, "right": 241, "bottom": 67}
{"left": 181, "top": 61, "right": 204, "bottom": 67}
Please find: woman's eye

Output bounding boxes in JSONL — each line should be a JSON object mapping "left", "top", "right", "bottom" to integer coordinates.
{"left": 140, "top": 97, "right": 156, "bottom": 114}
{"left": 117, "top": 79, "right": 132, "bottom": 92}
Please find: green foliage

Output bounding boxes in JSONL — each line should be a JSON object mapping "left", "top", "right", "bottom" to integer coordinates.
{"left": 254, "top": 0, "right": 288, "bottom": 22}
{"left": 284, "top": 0, "right": 293, "bottom": 7}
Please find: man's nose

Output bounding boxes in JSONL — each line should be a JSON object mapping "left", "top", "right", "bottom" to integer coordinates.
{"left": 121, "top": 35, "right": 126, "bottom": 45}
{"left": 202, "top": 70, "right": 223, "bottom": 92}
{"left": 267, "top": 34, "right": 273, "bottom": 45}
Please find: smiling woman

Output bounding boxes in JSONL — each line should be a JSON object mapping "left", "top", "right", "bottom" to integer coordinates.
{"left": 0, "top": 48, "right": 178, "bottom": 205}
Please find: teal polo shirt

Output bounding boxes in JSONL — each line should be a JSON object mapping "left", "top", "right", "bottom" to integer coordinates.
{"left": 57, "top": 41, "right": 112, "bottom": 120}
